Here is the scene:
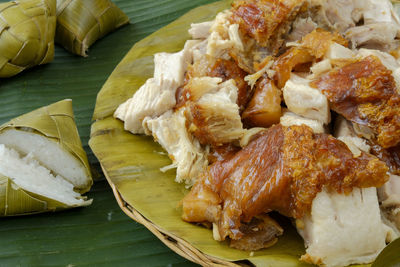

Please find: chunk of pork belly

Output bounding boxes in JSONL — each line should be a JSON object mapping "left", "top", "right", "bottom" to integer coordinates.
{"left": 283, "top": 74, "right": 330, "bottom": 124}
{"left": 273, "top": 29, "right": 348, "bottom": 88}
{"left": 185, "top": 78, "right": 245, "bottom": 146}
{"left": 298, "top": 187, "right": 388, "bottom": 267}
{"left": 334, "top": 109, "right": 400, "bottom": 176}
{"left": 357, "top": 49, "right": 400, "bottom": 92}
{"left": 334, "top": 116, "right": 400, "bottom": 242}
{"left": 334, "top": 115, "right": 370, "bottom": 157}
{"left": 231, "top": 0, "right": 308, "bottom": 51}
{"left": 280, "top": 109, "right": 324, "bottom": 133}
{"left": 182, "top": 124, "right": 388, "bottom": 244}
{"left": 311, "top": 55, "right": 400, "bottom": 149}
{"left": 242, "top": 77, "right": 282, "bottom": 128}
{"left": 183, "top": 58, "right": 250, "bottom": 111}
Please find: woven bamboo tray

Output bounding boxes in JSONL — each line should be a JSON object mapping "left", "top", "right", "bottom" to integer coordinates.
{"left": 102, "top": 166, "right": 242, "bottom": 267}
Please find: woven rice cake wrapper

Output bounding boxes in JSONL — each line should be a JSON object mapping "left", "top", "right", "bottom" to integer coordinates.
{"left": 0, "top": 99, "right": 93, "bottom": 216}
{"left": 56, "top": 0, "right": 129, "bottom": 56}
{"left": 0, "top": 0, "right": 56, "bottom": 77}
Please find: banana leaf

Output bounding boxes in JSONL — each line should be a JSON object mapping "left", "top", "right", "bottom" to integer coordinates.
{"left": 0, "top": 175, "right": 47, "bottom": 215}
{"left": 0, "top": 175, "right": 83, "bottom": 216}
{"left": 55, "top": 0, "right": 129, "bottom": 56}
{"left": 0, "top": 0, "right": 56, "bottom": 78}
{"left": 372, "top": 238, "right": 400, "bottom": 267}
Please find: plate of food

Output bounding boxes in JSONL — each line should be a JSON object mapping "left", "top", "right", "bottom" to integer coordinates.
{"left": 90, "top": 0, "right": 400, "bottom": 266}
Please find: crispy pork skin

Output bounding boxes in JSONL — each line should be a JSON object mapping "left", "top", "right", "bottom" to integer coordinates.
{"left": 183, "top": 78, "right": 245, "bottom": 146}
{"left": 311, "top": 55, "right": 400, "bottom": 149}
{"left": 231, "top": 0, "right": 307, "bottom": 51}
{"left": 369, "top": 143, "right": 400, "bottom": 175}
{"left": 273, "top": 29, "right": 348, "bottom": 88}
{"left": 182, "top": 124, "right": 388, "bottom": 246}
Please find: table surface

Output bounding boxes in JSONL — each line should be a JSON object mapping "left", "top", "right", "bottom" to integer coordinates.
{"left": 0, "top": 0, "right": 219, "bottom": 265}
